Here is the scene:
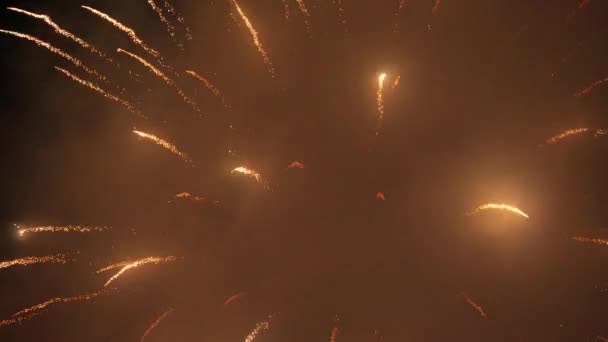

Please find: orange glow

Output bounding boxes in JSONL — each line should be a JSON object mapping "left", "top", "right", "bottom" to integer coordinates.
{"left": 0, "top": 253, "right": 74, "bottom": 270}
{"left": 224, "top": 291, "right": 247, "bottom": 305}
{"left": 375, "top": 192, "right": 386, "bottom": 201}
{"left": 287, "top": 161, "right": 305, "bottom": 169}
{"left": 469, "top": 203, "right": 529, "bottom": 219}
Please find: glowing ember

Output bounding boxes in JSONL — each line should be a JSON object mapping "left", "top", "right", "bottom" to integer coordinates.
{"left": 468, "top": 203, "right": 529, "bottom": 219}
{"left": 133, "top": 130, "right": 191, "bottom": 162}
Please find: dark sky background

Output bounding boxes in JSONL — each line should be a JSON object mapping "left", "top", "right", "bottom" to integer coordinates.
{"left": 2, "top": 0, "right": 608, "bottom": 341}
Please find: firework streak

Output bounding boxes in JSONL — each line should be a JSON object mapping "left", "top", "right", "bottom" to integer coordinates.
{"left": 294, "top": 0, "right": 312, "bottom": 34}
{"left": 147, "top": 0, "right": 176, "bottom": 38}
{"left": 376, "top": 192, "right": 386, "bottom": 201}
{"left": 141, "top": 308, "right": 175, "bottom": 342}
{"left": 54, "top": 67, "right": 144, "bottom": 117}
{"left": 231, "top": 166, "right": 270, "bottom": 189}
{"left": 224, "top": 291, "right": 247, "bottom": 305}
{"left": 0, "top": 253, "right": 74, "bottom": 270}
{"left": 393, "top": 0, "right": 407, "bottom": 32}
{"left": 15, "top": 223, "right": 109, "bottom": 237}
{"left": 376, "top": 73, "right": 387, "bottom": 134}
{"left": 463, "top": 293, "right": 488, "bottom": 319}
{"left": 0, "top": 312, "right": 42, "bottom": 327}
{"left": 392, "top": 75, "right": 401, "bottom": 93}
{"left": 572, "top": 236, "right": 608, "bottom": 246}
{"left": 186, "top": 70, "right": 229, "bottom": 107}
{"left": 103, "top": 256, "right": 177, "bottom": 287}
{"left": 575, "top": 77, "right": 608, "bottom": 97}
{"left": 332, "top": 0, "right": 348, "bottom": 31}
{"left": 282, "top": 0, "right": 290, "bottom": 20}
{"left": 7, "top": 7, "right": 109, "bottom": 60}
{"left": 232, "top": 0, "right": 275, "bottom": 76}
{"left": 133, "top": 130, "right": 191, "bottom": 162}
{"left": 244, "top": 320, "right": 270, "bottom": 342}
{"left": 468, "top": 203, "right": 529, "bottom": 219}
{"left": 13, "top": 288, "right": 116, "bottom": 317}
{"left": 545, "top": 128, "right": 590, "bottom": 144}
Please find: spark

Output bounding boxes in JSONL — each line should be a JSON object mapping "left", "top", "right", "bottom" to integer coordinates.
{"left": 15, "top": 223, "right": 109, "bottom": 237}
{"left": 468, "top": 203, "right": 529, "bottom": 219}
{"left": 147, "top": 0, "right": 181, "bottom": 51}
{"left": 224, "top": 291, "right": 247, "bottom": 305}
{"left": 376, "top": 192, "right": 386, "bottom": 201}
{"left": 0, "top": 253, "right": 74, "bottom": 270}
{"left": 574, "top": 77, "right": 608, "bottom": 97}
{"left": 287, "top": 161, "right": 305, "bottom": 169}
{"left": 141, "top": 308, "right": 175, "bottom": 342}
{"left": 171, "top": 192, "right": 220, "bottom": 206}
{"left": 7, "top": 7, "right": 109, "bottom": 60}
{"left": 393, "top": 0, "right": 407, "bottom": 32}
{"left": 13, "top": 288, "right": 116, "bottom": 317}
{"left": 186, "top": 70, "right": 229, "bottom": 108}
{"left": 332, "top": 0, "right": 348, "bottom": 32}
{"left": 572, "top": 236, "right": 608, "bottom": 246}
{"left": 133, "top": 130, "right": 192, "bottom": 162}
{"left": 54, "top": 66, "right": 144, "bottom": 117}
{"left": 244, "top": 320, "right": 270, "bottom": 342}
{"left": 0, "top": 312, "right": 42, "bottom": 327}
{"left": 118, "top": 49, "right": 199, "bottom": 111}
{"left": 282, "top": 0, "right": 290, "bottom": 20}
{"left": 96, "top": 260, "right": 134, "bottom": 274}
{"left": 161, "top": 0, "right": 192, "bottom": 40}
{"left": 81, "top": 5, "right": 160, "bottom": 57}
{"left": 463, "top": 293, "right": 488, "bottom": 319}
{"left": 392, "top": 75, "right": 401, "bottom": 92}
{"left": 545, "top": 128, "right": 590, "bottom": 144}
{"left": 232, "top": 0, "right": 275, "bottom": 76}
{"left": 231, "top": 166, "right": 270, "bottom": 189}
{"left": 103, "top": 256, "right": 177, "bottom": 287}
{"left": 295, "top": 0, "right": 312, "bottom": 34}
{"left": 376, "top": 72, "right": 387, "bottom": 134}
{"left": 432, "top": 0, "right": 441, "bottom": 15}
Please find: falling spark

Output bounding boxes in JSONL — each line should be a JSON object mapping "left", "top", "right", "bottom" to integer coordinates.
{"left": 7, "top": 7, "right": 109, "bottom": 60}
{"left": 282, "top": 0, "right": 290, "bottom": 20}
{"left": 232, "top": 0, "right": 275, "bottom": 76}
{"left": 545, "top": 128, "right": 590, "bottom": 144}
{"left": 186, "top": 70, "right": 229, "bottom": 108}
{"left": 174, "top": 192, "right": 205, "bottom": 201}
{"left": 463, "top": 293, "right": 488, "bottom": 319}
{"left": 54, "top": 66, "right": 144, "bottom": 117}
{"left": 393, "top": 0, "right": 407, "bottom": 32}
{"left": 96, "top": 260, "right": 134, "bottom": 274}
{"left": 376, "top": 72, "right": 387, "bottom": 134}
{"left": 118, "top": 49, "right": 199, "bottom": 111}
{"left": 244, "top": 320, "right": 270, "bottom": 342}
{"left": 0, "top": 312, "right": 42, "bottom": 327}
{"left": 103, "top": 256, "right": 177, "bottom": 287}
{"left": 161, "top": 0, "right": 192, "bottom": 40}
{"left": 376, "top": 192, "right": 386, "bottom": 201}
{"left": 332, "top": 0, "right": 348, "bottom": 32}
{"left": 231, "top": 166, "right": 270, "bottom": 189}
{"left": 468, "top": 203, "right": 529, "bottom": 219}
{"left": 574, "top": 77, "right": 608, "bottom": 97}
{"left": 13, "top": 288, "right": 116, "bottom": 317}
{"left": 147, "top": 0, "right": 176, "bottom": 38}
{"left": 15, "top": 223, "right": 109, "bottom": 237}
{"left": 133, "top": 130, "right": 191, "bottom": 162}
{"left": 141, "top": 308, "right": 175, "bottom": 342}
{"left": 224, "top": 291, "right": 247, "bottom": 305}
{"left": 572, "top": 236, "right": 608, "bottom": 246}
{"left": 432, "top": 0, "right": 441, "bottom": 15}
{"left": 0, "top": 253, "right": 74, "bottom": 270}
{"left": 287, "top": 161, "right": 305, "bottom": 169}
{"left": 294, "top": 0, "right": 312, "bottom": 34}
{"left": 81, "top": 5, "right": 160, "bottom": 58}
{"left": 392, "top": 75, "right": 401, "bottom": 92}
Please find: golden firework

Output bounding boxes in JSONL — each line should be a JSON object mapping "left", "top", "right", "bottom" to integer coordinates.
{"left": 15, "top": 223, "right": 109, "bottom": 237}
{"left": 0, "top": 253, "right": 74, "bottom": 270}
{"left": 545, "top": 128, "right": 590, "bottom": 144}
{"left": 13, "top": 288, "right": 116, "bottom": 317}
{"left": 103, "top": 256, "right": 177, "bottom": 287}
{"left": 141, "top": 308, "right": 175, "bottom": 342}
{"left": 244, "top": 320, "right": 270, "bottom": 342}
{"left": 376, "top": 72, "right": 388, "bottom": 133}
{"left": 133, "top": 130, "right": 191, "bottom": 162}
{"left": 186, "top": 70, "right": 229, "bottom": 108}
{"left": 294, "top": 0, "right": 312, "bottom": 34}
{"left": 572, "top": 236, "right": 608, "bottom": 246}
{"left": 468, "top": 203, "right": 529, "bottom": 219}
{"left": 232, "top": 0, "right": 275, "bottom": 76}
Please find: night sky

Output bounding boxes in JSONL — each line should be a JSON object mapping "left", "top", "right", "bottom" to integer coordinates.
{"left": 2, "top": 0, "right": 608, "bottom": 341}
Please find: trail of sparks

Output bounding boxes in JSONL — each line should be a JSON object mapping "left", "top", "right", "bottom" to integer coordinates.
{"left": 295, "top": 0, "right": 312, "bottom": 34}
{"left": 393, "top": 0, "right": 407, "bottom": 32}
{"left": 186, "top": 70, "right": 229, "bottom": 108}
{"left": 282, "top": 0, "right": 290, "bottom": 20}
{"left": 376, "top": 73, "right": 387, "bottom": 134}
{"left": 0, "top": 253, "right": 74, "bottom": 270}
{"left": 232, "top": 0, "right": 275, "bottom": 76}
{"left": 432, "top": 0, "right": 441, "bottom": 15}
{"left": 244, "top": 320, "right": 270, "bottom": 342}
{"left": 117, "top": 48, "right": 199, "bottom": 111}
{"left": 545, "top": 128, "right": 590, "bottom": 144}
{"left": 141, "top": 308, "right": 175, "bottom": 342}
{"left": 13, "top": 288, "right": 116, "bottom": 317}
{"left": 54, "top": 67, "right": 144, "bottom": 117}
{"left": 15, "top": 223, "right": 109, "bottom": 237}
{"left": 104, "top": 256, "right": 177, "bottom": 287}
{"left": 231, "top": 166, "right": 270, "bottom": 189}
{"left": 147, "top": 0, "right": 182, "bottom": 51}
{"left": 171, "top": 192, "right": 220, "bottom": 206}
{"left": 162, "top": 0, "right": 192, "bottom": 40}
{"left": 392, "top": 75, "right": 401, "bottom": 93}
{"left": 96, "top": 261, "right": 134, "bottom": 274}
{"left": 575, "top": 77, "right": 608, "bottom": 97}
{"left": 7, "top": 7, "right": 109, "bottom": 60}
{"left": 133, "top": 130, "right": 192, "bottom": 162}
{"left": 463, "top": 294, "right": 488, "bottom": 319}
{"left": 81, "top": 5, "right": 160, "bottom": 58}
{"left": 469, "top": 203, "right": 529, "bottom": 219}
{"left": 0, "top": 312, "right": 42, "bottom": 327}
{"left": 572, "top": 236, "right": 608, "bottom": 246}
{"left": 287, "top": 161, "right": 305, "bottom": 169}
{"left": 224, "top": 291, "right": 247, "bottom": 305}
{"left": 332, "top": 0, "right": 348, "bottom": 31}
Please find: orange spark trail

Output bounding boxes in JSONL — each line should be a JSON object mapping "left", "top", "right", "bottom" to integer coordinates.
{"left": 392, "top": 75, "right": 401, "bottom": 93}
{"left": 232, "top": 0, "right": 275, "bottom": 76}
{"left": 287, "top": 161, "right": 305, "bottom": 169}
{"left": 545, "top": 128, "right": 590, "bottom": 144}
{"left": 0, "top": 312, "right": 42, "bottom": 327}
{"left": 186, "top": 70, "right": 229, "bottom": 108}
{"left": 224, "top": 291, "right": 247, "bottom": 305}
{"left": 7, "top": 7, "right": 109, "bottom": 60}
{"left": 282, "top": 0, "right": 290, "bottom": 20}
{"left": 147, "top": 0, "right": 181, "bottom": 50}
{"left": 133, "top": 130, "right": 192, "bottom": 162}
{"left": 161, "top": 0, "right": 192, "bottom": 40}
{"left": 96, "top": 261, "right": 134, "bottom": 274}
{"left": 0, "top": 253, "right": 74, "bottom": 270}
{"left": 103, "top": 256, "right": 177, "bottom": 287}
{"left": 295, "top": 0, "right": 312, "bottom": 34}
{"left": 231, "top": 166, "right": 270, "bottom": 189}
{"left": 432, "top": 0, "right": 441, "bottom": 15}
{"left": 81, "top": 5, "right": 160, "bottom": 57}
{"left": 575, "top": 77, "right": 608, "bottom": 97}
{"left": 141, "top": 308, "right": 175, "bottom": 342}
{"left": 376, "top": 72, "right": 387, "bottom": 134}
{"left": 332, "top": 0, "right": 348, "bottom": 31}
{"left": 244, "top": 320, "right": 270, "bottom": 342}
{"left": 171, "top": 192, "right": 220, "bottom": 206}
{"left": 117, "top": 48, "right": 199, "bottom": 111}
{"left": 393, "top": 0, "right": 407, "bottom": 32}
{"left": 15, "top": 223, "right": 109, "bottom": 237}
{"left": 468, "top": 203, "right": 529, "bottom": 219}
{"left": 13, "top": 288, "right": 116, "bottom": 317}
{"left": 572, "top": 236, "right": 608, "bottom": 246}
{"left": 54, "top": 67, "right": 144, "bottom": 117}
{"left": 463, "top": 293, "right": 488, "bottom": 319}
{"left": 376, "top": 192, "right": 386, "bottom": 201}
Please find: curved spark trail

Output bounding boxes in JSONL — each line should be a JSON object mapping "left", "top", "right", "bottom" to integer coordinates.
{"left": 231, "top": 166, "right": 270, "bottom": 189}
{"left": 81, "top": 5, "right": 160, "bottom": 58}
{"left": 0, "top": 312, "right": 42, "bottom": 327}
{"left": 469, "top": 203, "right": 529, "bottom": 219}
{"left": 572, "top": 236, "right": 608, "bottom": 246}
{"left": 244, "top": 320, "right": 270, "bottom": 342}
{"left": 463, "top": 293, "right": 488, "bottom": 319}
{"left": 393, "top": 0, "right": 407, "bottom": 32}
{"left": 0, "top": 253, "right": 74, "bottom": 270}
{"left": 232, "top": 0, "right": 275, "bottom": 77}
{"left": 224, "top": 291, "right": 247, "bottom": 305}
{"left": 15, "top": 223, "right": 109, "bottom": 237}
{"left": 141, "top": 308, "right": 175, "bottom": 342}
{"left": 7, "top": 7, "right": 109, "bottom": 60}
{"left": 186, "top": 70, "right": 229, "bottom": 107}
{"left": 133, "top": 130, "right": 191, "bottom": 162}
{"left": 13, "top": 288, "right": 116, "bottom": 317}
{"left": 376, "top": 72, "right": 387, "bottom": 134}
{"left": 575, "top": 77, "right": 608, "bottom": 97}
{"left": 545, "top": 128, "right": 590, "bottom": 144}
{"left": 103, "top": 256, "right": 177, "bottom": 287}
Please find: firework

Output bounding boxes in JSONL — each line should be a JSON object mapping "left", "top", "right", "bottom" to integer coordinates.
{"left": 13, "top": 288, "right": 116, "bottom": 317}
{"left": 141, "top": 308, "right": 175, "bottom": 342}
{"left": 282, "top": 0, "right": 290, "bottom": 20}
{"left": 7, "top": 7, "right": 109, "bottom": 60}
{"left": 15, "top": 223, "right": 109, "bottom": 237}
{"left": 375, "top": 192, "right": 386, "bottom": 201}
{"left": 393, "top": 0, "right": 407, "bottom": 32}
{"left": 0, "top": 253, "right": 74, "bottom": 271}
{"left": 392, "top": 75, "right": 401, "bottom": 93}
{"left": 103, "top": 256, "right": 177, "bottom": 287}
{"left": 432, "top": 0, "right": 441, "bottom": 15}
{"left": 463, "top": 293, "right": 488, "bottom": 319}
{"left": 544, "top": 128, "right": 590, "bottom": 144}
{"left": 133, "top": 130, "right": 192, "bottom": 162}
{"left": 147, "top": 0, "right": 176, "bottom": 38}
{"left": 0, "top": 312, "right": 42, "bottom": 327}
{"left": 232, "top": 0, "right": 275, "bottom": 76}
{"left": 294, "top": 0, "right": 312, "bottom": 34}
{"left": 224, "top": 291, "right": 247, "bottom": 305}
{"left": 331, "top": 0, "right": 348, "bottom": 32}
{"left": 287, "top": 161, "right": 305, "bottom": 169}
{"left": 186, "top": 70, "right": 229, "bottom": 107}
{"left": 81, "top": 5, "right": 160, "bottom": 58}
{"left": 376, "top": 72, "right": 387, "bottom": 134}
{"left": 54, "top": 66, "right": 144, "bottom": 117}
{"left": 468, "top": 203, "right": 529, "bottom": 219}
{"left": 96, "top": 261, "right": 134, "bottom": 274}
{"left": 231, "top": 166, "right": 270, "bottom": 189}
{"left": 244, "top": 320, "right": 270, "bottom": 342}
{"left": 574, "top": 77, "right": 608, "bottom": 97}
{"left": 572, "top": 236, "right": 608, "bottom": 246}
{"left": 160, "top": 0, "right": 192, "bottom": 40}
